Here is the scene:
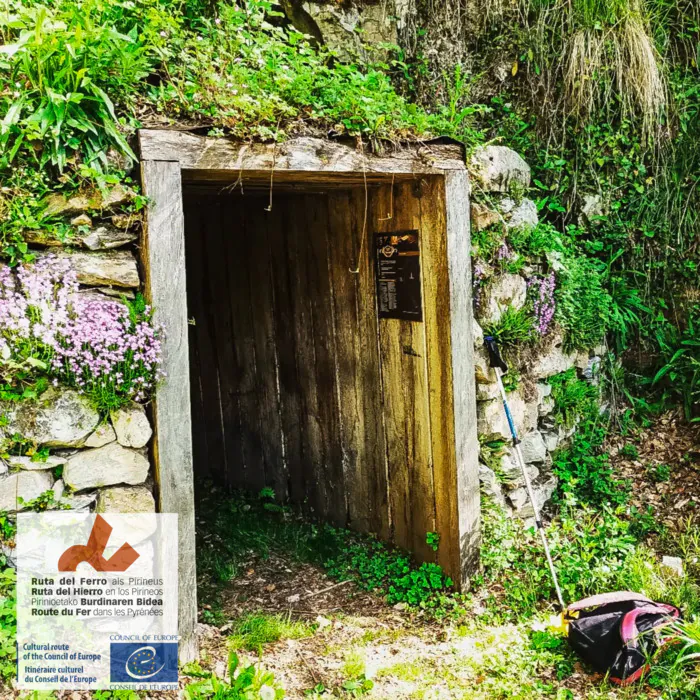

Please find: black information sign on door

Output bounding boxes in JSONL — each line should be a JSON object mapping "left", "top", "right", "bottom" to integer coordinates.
{"left": 374, "top": 230, "right": 423, "bottom": 321}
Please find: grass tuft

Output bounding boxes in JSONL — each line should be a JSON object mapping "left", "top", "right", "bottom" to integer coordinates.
{"left": 229, "top": 613, "right": 312, "bottom": 653}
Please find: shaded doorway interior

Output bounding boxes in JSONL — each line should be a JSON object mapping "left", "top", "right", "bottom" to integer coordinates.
{"left": 182, "top": 176, "right": 463, "bottom": 573}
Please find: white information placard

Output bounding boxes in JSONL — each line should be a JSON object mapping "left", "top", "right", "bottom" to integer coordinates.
{"left": 16, "top": 513, "right": 178, "bottom": 691}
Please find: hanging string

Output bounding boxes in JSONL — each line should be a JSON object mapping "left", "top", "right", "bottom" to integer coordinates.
{"left": 378, "top": 173, "right": 395, "bottom": 221}
{"left": 265, "top": 127, "right": 281, "bottom": 212}
{"left": 349, "top": 146, "right": 369, "bottom": 274}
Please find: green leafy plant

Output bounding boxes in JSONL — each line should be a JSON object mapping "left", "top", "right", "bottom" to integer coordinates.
{"left": 647, "top": 462, "right": 671, "bottom": 483}
{"left": 426, "top": 532, "right": 440, "bottom": 552}
{"left": 0, "top": 3, "right": 156, "bottom": 172}
{"left": 184, "top": 651, "right": 284, "bottom": 699}
{"left": 652, "top": 307, "right": 700, "bottom": 420}
{"left": 324, "top": 534, "right": 453, "bottom": 608}
{"left": 629, "top": 505, "right": 664, "bottom": 540}
{"left": 548, "top": 368, "right": 599, "bottom": 429}
{"left": 620, "top": 443, "right": 640, "bottom": 459}
{"left": 0, "top": 567, "right": 16, "bottom": 683}
{"left": 483, "top": 306, "right": 534, "bottom": 348}
{"left": 556, "top": 254, "right": 613, "bottom": 352}
{"left": 552, "top": 415, "right": 629, "bottom": 507}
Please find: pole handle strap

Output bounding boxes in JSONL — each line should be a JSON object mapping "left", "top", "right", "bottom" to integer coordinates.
{"left": 484, "top": 336, "right": 508, "bottom": 373}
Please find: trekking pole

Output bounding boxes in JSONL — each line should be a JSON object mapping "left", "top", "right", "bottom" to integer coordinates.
{"left": 484, "top": 336, "right": 566, "bottom": 612}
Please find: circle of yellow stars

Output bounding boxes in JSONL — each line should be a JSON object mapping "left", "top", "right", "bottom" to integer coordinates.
{"left": 127, "top": 648, "right": 159, "bottom": 677}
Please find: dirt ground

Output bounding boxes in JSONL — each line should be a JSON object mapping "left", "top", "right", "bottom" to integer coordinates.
{"left": 609, "top": 413, "right": 700, "bottom": 532}
{"left": 9, "top": 414, "right": 698, "bottom": 700}
{"left": 186, "top": 413, "right": 700, "bottom": 699}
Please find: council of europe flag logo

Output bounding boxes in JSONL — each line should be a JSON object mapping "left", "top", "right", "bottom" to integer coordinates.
{"left": 110, "top": 643, "right": 178, "bottom": 683}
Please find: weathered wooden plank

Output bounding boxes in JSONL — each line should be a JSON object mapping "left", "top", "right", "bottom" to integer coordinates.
{"left": 444, "top": 170, "right": 481, "bottom": 589}
{"left": 139, "top": 131, "right": 466, "bottom": 176}
{"left": 205, "top": 196, "right": 246, "bottom": 488}
{"left": 306, "top": 194, "right": 346, "bottom": 525}
{"left": 183, "top": 193, "right": 210, "bottom": 479}
{"left": 140, "top": 159, "right": 197, "bottom": 663}
{"left": 187, "top": 196, "right": 230, "bottom": 487}
{"left": 266, "top": 196, "right": 305, "bottom": 504}
{"left": 350, "top": 188, "right": 391, "bottom": 539}
{"left": 245, "top": 197, "right": 289, "bottom": 501}
{"left": 327, "top": 192, "right": 369, "bottom": 532}
{"left": 286, "top": 196, "right": 325, "bottom": 516}
{"left": 374, "top": 181, "right": 437, "bottom": 562}
{"left": 224, "top": 195, "right": 266, "bottom": 492}
{"left": 398, "top": 182, "right": 436, "bottom": 563}
{"left": 418, "top": 176, "right": 463, "bottom": 581}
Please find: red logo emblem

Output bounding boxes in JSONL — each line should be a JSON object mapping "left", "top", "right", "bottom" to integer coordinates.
{"left": 58, "top": 515, "right": 139, "bottom": 572}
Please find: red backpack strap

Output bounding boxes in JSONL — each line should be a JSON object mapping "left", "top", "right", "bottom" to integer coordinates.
{"left": 567, "top": 591, "right": 654, "bottom": 613}
{"left": 613, "top": 604, "right": 680, "bottom": 686}
{"left": 620, "top": 603, "right": 680, "bottom": 645}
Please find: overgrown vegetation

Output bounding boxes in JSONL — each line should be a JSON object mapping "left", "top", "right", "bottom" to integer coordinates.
{"left": 184, "top": 651, "right": 284, "bottom": 700}
{"left": 450, "top": 0, "right": 700, "bottom": 399}
{"left": 197, "top": 488, "right": 456, "bottom": 616}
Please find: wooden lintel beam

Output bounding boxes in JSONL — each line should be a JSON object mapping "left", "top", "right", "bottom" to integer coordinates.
{"left": 138, "top": 130, "right": 466, "bottom": 177}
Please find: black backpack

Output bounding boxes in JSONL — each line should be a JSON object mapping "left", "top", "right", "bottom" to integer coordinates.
{"left": 567, "top": 591, "right": 680, "bottom": 685}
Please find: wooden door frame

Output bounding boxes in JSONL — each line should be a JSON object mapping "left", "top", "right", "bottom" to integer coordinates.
{"left": 138, "top": 129, "right": 481, "bottom": 661}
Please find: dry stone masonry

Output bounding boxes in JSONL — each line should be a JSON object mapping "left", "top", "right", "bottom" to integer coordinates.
{"left": 0, "top": 185, "right": 156, "bottom": 529}
{"left": 470, "top": 144, "right": 603, "bottom": 522}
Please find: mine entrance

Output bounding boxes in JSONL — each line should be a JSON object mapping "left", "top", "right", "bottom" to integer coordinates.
{"left": 182, "top": 176, "right": 464, "bottom": 569}
{"left": 139, "top": 133, "right": 479, "bottom": 652}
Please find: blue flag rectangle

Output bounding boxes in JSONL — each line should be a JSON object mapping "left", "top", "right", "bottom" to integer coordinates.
{"left": 110, "top": 643, "right": 178, "bottom": 683}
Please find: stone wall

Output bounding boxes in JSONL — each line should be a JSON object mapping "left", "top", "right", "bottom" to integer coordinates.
{"left": 282, "top": 0, "right": 416, "bottom": 58}
{"left": 0, "top": 185, "right": 156, "bottom": 532}
{"left": 469, "top": 145, "right": 603, "bottom": 522}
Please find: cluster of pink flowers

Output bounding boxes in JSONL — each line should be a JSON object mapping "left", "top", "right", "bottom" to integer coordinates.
{"left": 473, "top": 261, "right": 487, "bottom": 307}
{"left": 0, "top": 257, "right": 163, "bottom": 407}
{"left": 497, "top": 243, "right": 516, "bottom": 263}
{"left": 529, "top": 272, "right": 556, "bottom": 336}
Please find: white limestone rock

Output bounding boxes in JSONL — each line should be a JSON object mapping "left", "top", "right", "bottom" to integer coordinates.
{"left": 34, "top": 249, "right": 140, "bottom": 288}
{"left": 479, "top": 464, "right": 508, "bottom": 511}
{"left": 474, "top": 348, "right": 494, "bottom": 386}
{"left": 1, "top": 388, "right": 100, "bottom": 447}
{"left": 85, "top": 422, "right": 117, "bottom": 448}
{"left": 477, "top": 380, "right": 500, "bottom": 402}
{"left": 43, "top": 184, "right": 132, "bottom": 217}
{"left": 478, "top": 273, "right": 528, "bottom": 325}
{"left": 96, "top": 485, "right": 156, "bottom": 514}
{"left": 509, "top": 476, "right": 558, "bottom": 518}
{"left": 473, "top": 319, "right": 485, "bottom": 349}
{"left": 59, "top": 491, "right": 98, "bottom": 512}
{"left": 0, "top": 471, "right": 54, "bottom": 512}
{"left": 471, "top": 203, "right": 501, "bottom": 232}
{"left": 579, "top": 193, "right": 605, "bottom": 224}
{"left": 661, "top": 556, "right": 684, "bottom": 577}
{"left": 478, "top": 396, "right": 522, "bottom": 439}
{"left": 530, "top": 333, "right": 578, "bottom": 379}
{"left": 63, "top": 443, "right": 149, "bottom": 492}
{"left": 500, "top": 450, "right": 539, "bottom": 488}
{"left": 478, "top": 388, "right": 536, "bottom": 439}
{"left": 81, "top": 224, "right": 138, "bottom": 251}
{"left": 520, "top": 431, "right": 548, "bottom": 464}
{"left": 111, "top": 403, "right": 152, "bottom": 449}
{"left": 52, "top": 479, "right": 65, "bottom": 501}
{"left": 5, "top": 455, "right": 67, "bottom": 471}
{"left": 536, "top": 382, "right": 553, "bottom": 402}
{"left": 502, "top": 198, "right": 538, "bottom": 231}
{"left": 542, "top": 430, "right": 559, "bottom": 453}
{"left": 470, "top": 146, "right": 531, "bottom": 193}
